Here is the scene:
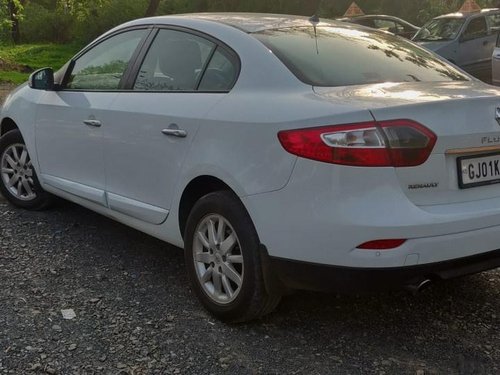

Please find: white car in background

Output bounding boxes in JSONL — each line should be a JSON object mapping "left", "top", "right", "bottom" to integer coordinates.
{"left": 1, "top": 14, "right": 500, "bottom": 322}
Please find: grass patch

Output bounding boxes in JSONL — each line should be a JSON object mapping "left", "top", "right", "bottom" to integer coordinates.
{"left": 0, "top": 71, "right": 30, "bottom": 84}
{"left": 0, "top": 44, "right": 82, "bottom": 84}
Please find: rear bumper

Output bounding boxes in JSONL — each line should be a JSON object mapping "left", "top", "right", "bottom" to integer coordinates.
{"left": 244, "top": 158, "right": 500, "bottom": 268}
{"left": 268, "top": 249, "right": 500, "bottom": 293}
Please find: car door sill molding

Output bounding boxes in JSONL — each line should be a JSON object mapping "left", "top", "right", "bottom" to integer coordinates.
{"left": 41, "top": 174, "right": 107, "bottom": 206}
{"left": 106, "top": 192, "right": 169, "bottom": 225}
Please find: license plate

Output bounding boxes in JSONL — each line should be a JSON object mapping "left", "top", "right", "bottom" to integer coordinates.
{"left": 458, "top": 152, "right": 500, "bottom": 189}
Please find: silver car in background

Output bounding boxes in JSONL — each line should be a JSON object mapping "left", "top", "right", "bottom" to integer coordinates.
{"left": 492, "top": 30, "right": 500, "bottom": 85}
{"left": 414, "top": 8, "right": 500, "bottom": 82}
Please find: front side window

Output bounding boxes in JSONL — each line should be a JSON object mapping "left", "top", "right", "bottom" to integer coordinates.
{"left": 134, "top": 29, "right": 215, "bottom": 91}
{"left": 66, "top": 29, "right": 146, "bottom": 90}
{"left": 463, "top": 17, "right": 488, "bottom": 40}
{"left": 254, "top": 26, "right": 469, "bottom": 87}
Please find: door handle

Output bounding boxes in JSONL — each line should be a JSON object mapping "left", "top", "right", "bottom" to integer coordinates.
{"left": 162, "top": 128, "right": 187, "bottom": 138}
{"left": 83, "top": 119, "right": 102, "bottom": 127}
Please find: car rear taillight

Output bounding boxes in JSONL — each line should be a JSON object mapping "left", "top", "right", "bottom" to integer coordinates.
{"left": 278, "top": 120, "right": 436, "bottom": 167}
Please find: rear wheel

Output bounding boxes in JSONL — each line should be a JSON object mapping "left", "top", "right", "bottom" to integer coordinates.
{"left": 0, "top": 129, "right": 53, "bottom": 209}
{"left": 184, "top": 191, "right": 281, "bottom": 322}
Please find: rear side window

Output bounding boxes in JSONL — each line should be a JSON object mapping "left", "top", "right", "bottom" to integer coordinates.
{"left": 134, "top": 29, "right": 215, "bottom": 91}
{"left": 198, "top": 47, "right": 239, "bottom": 91}
{"left": 134, "top": 29, "right": 239, "bottom": 92}
{"left": 254, "top": 26, "right": 469, "bottom": 87}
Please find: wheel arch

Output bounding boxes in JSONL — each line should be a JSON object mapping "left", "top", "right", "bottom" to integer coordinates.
{"left": 178, "top": 175, "right": 240, "bottom": 239}
{"left": 0, "top": 117, "right": 20, "bottom": 137}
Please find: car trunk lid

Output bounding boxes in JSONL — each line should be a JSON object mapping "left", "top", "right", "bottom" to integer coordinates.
{"left": 314, "top": 81, "right": 500, "bottom": 206}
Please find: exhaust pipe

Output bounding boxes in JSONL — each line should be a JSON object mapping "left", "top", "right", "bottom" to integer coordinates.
{"left": 405, "top": 278, "right": 432, "bottom": 295}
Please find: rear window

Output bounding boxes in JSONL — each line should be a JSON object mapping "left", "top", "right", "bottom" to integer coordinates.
{"left": 254, "top": 26, "right": 469, "bottom": 87}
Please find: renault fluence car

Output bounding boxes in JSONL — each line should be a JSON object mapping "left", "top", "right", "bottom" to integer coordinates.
{"left": 1, "top": 13, "right": 500, "bottom": 322}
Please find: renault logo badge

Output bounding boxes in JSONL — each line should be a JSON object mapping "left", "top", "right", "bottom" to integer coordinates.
{"left": 496, "top": 107, "right": 500, "bottom": 126}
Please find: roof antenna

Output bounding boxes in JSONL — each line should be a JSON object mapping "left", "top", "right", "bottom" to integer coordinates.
{"left": 309, "top": 14, "right": 320, "bottom": 25}
{"left": 310, "top": 0, "right": 323, "bottom": 54}
{"left": 309, "top": 14, "right": 320, "bottom": 54}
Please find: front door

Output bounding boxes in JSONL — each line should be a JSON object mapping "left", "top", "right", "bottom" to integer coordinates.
{"left": 458, "top": 16, "right": 496, "bottom": 81}
{"left": 35, "top": 29, "right": 148, "bottom": 205}
{"left": 493, "top": 34, "right": 500, "bottom": 85}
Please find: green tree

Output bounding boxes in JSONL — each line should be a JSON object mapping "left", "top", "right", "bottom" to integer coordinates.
{"left": 5, "top": 0, "right": 500, "bottom": 45}
{"left": 144, "top": 0, "right": 160, "bottom": 16}
{"left": 0, "top": 0, "right": 24, "bottom": 44}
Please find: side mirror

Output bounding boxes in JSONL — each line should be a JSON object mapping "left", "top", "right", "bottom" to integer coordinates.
{"left": 29, "top": 67, "right": 54, "bottom": 90}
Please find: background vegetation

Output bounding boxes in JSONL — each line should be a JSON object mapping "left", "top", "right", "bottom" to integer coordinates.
{"left": 2, "top": 0, "right": 500, "bottom": 45}
{"left": 1, "top": 0, "right": 500, "bottom": 83}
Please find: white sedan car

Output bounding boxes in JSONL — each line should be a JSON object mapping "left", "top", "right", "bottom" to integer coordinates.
{"left": 1, "top": 13, "right": 500, "bottom": 322}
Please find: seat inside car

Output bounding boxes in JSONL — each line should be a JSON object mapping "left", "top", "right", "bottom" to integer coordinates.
{"left": 158, "top": 39, "right": 202, "bottom": 90}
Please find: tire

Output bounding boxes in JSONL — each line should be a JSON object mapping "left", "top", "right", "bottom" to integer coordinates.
{"left": 184, "top": 191, "right": 281, "bottom": 322}
{"left": 0, "top": 129, "right": 53, "bottom": 210}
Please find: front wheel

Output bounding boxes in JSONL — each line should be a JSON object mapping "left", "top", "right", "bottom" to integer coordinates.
{"left": 184, "top": 191, "right": 280, "bottom": 322}
{"left": 0, "top": 129, "right": 53, "bottom": 210}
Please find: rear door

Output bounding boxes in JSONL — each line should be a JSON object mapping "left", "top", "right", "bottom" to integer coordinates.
{"left": 102, "top": 28, "right": 239, "bottom": 224}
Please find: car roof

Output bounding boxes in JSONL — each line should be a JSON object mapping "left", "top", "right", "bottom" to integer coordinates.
{"left": 435, "top": 8, "right": 500, "bottom": 19}
{"left": 348, "top": 15, "right": 404, "bottom": 21}
{"left": 142, "top": 13, "right": 339, "bottom": 33}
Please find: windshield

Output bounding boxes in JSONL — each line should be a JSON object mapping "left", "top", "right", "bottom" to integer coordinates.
{"left": 413, "top": 18, "right": 465, "bottom": 41}
{"left": 254, "top": 26, "right": 469, "bottom": 87}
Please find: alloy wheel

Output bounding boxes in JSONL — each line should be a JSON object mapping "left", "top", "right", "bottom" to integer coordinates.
{"left": 1, "top": 143, "right": 36, "bottom": 201}
{"left": 193, "top": 214, "right": 244, "bottom": 304}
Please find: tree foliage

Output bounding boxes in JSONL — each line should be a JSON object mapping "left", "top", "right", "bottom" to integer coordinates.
{"left": 0, "top": 0, "right": 24, "bottom": 43}
{"left": 1, "top": 0, "right": 500, "bottom": 44}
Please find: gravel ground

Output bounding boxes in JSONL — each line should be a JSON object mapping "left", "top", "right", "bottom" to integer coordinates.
{"left": 0, "top": 84, "right": 499, "bottom": 374}
{"left": 0, "top": 84, "right": 15, "bottom": 106}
